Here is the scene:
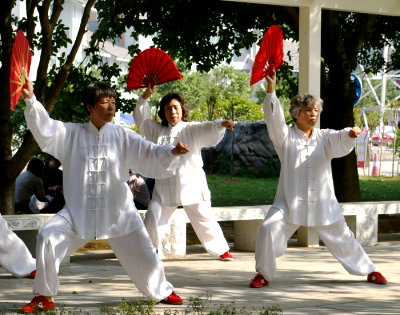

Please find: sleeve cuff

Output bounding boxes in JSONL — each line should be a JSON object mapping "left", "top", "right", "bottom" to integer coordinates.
{"left": 24, "top": 94, "right": 36, "bottom": 105}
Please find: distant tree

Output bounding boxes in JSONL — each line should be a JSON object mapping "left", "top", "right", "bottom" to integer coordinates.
{"left": 0, "top": 0, "right": 96, "bottom": 214}
{"left": 128, "top": 65, "right": 268, "bottom": 123}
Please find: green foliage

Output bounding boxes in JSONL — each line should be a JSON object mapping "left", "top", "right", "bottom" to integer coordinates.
{"left": 99, "top": 298, "right": 156, "bottom": 314}
{"left": 51, "top": 67, "right": 97, "bottom": 123}
{"left": 195, "top": 96, "right": 264, "bottom": 122}
{"left": 356, "top": 16, "right": 400, "bottom": 75}
{"left": 95, "top": 294, "right": 282, "bottom": 314}
{"left": 128, "top": 65, "right": 269, "bottom": 123}
{"left": 51, "top": 64, "right": 127, "bottom": 123}
{"left": 93, "top": 1, "right": 294, "bottom": 72}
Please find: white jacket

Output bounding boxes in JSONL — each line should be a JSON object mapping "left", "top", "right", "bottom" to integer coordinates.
{"left": 135, "top": 97, "right": 226, "bottom": 207}
{"left": 263, "top": 92, "right": 356, "bottom": 226}
{"left": 24, "top": 95, "right": 179, "bottom": 239}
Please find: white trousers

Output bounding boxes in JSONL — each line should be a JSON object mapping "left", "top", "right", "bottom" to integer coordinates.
{"left": 0, "top": 214, "right": 36, "bottom": 277}
{"left": 255, "top": 207, "right": 376, "bottom": 281}
{"left": 33, "top": 213, "right": 174, "bottom": 301}
{"left": 144, "top": 200, "right": 230, "bottom": 257}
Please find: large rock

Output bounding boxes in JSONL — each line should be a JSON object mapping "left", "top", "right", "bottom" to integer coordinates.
{"left": 202, "top": 120, "right": 280, "bottom": 176}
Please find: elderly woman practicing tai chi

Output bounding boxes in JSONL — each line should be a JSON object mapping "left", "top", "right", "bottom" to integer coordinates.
{"left": 21, "top": 79, "right": 189, "bottom": 313}
{"left": 135, "top": 85, "right": 234, "bottom": 261}
{"left": 249, "top": 70, "right": 387, "bottom": 288}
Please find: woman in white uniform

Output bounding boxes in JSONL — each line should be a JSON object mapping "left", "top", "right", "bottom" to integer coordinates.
{"left": 249, "top": 70, "right": 387, "bottom": 288}
{"left": 21, "top": 79, "right": 189, "bottom": 312}
{"left": 135, "top": 86, "right": 234, "bottom": 261}
{"left": 0, "top": 214, "right": 36, "bottom": 278}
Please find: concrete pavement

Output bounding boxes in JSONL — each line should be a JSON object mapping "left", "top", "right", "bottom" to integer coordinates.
{"left": 1, "top": 234, "right": 399, "bottom": 314}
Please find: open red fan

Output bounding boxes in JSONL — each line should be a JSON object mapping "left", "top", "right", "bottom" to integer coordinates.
{"left": 10, "top": 30, "right": 33, "bottom": 111}
{"left": 127, "top": 47, "right": 183, "bottom": 90}
{"left": 250, "top": 25, "right": 284, "bottom": 86}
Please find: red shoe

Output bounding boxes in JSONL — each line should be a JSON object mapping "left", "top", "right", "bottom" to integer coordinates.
{"left": 162, "top": 291, "right": 183, "bottom": 305}
{"left": 29, "top": 270, "right": 36, "bottom": 279}
{"left": 249, "top": 274, "right": 269, "bottom": 288}
{"left": 367, "top": 271, "right": 387, "bottom": 285}
{"left": 22, "top": 295, "right": 55, "bottom": 312}
{"left": 219, "top": 251, "right": 233, "bottom": 261}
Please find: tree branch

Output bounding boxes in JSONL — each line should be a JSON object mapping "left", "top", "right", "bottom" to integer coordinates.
{"left": 45, "top": 0, "right": 96, "bottom": 111}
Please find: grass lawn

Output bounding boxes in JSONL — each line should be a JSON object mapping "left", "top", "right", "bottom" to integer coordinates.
{"left": 207, "top": 174, "right": 400, "bottom": 207}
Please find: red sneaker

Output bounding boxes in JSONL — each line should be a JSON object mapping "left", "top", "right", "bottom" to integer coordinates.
{"left": 249, "top": 274, "right": 269, "bottom": 288}
{"left": 367, "top": 271, "right": 387, "bottom": 285}
{"left": 29, "top": 270, "right": 36, "bottom": 279}
{"left": 162, "top": 291, "right": 183, "bottom": 305}
{"left": 22, "top": 295, "right": 55, "bottom": 312}
{"left": 219, "top": 251, "right": 233, "bottom": 261}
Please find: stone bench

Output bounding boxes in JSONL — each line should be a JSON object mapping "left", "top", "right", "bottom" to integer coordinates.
{"left": 5, "top": 201, "right": 399, "bottom": 261}
{"left": 139, "top": 201, "right": 400, "bottom": 259}
{"left": 299, "top": 201, "right": 400, "bottom": 247}
{"left": 3, "top": 213, "right": 70, "bottom": 263}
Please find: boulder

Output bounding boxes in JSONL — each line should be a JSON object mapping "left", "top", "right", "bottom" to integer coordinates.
{"left": 202, "top": 120, "right": 280, "bottom": 176}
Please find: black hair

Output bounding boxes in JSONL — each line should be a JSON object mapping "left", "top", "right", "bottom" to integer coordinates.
{"left": 47, "top": 154, "right": 61, "bottom": 168}
{"left": 82, "top": 82, "right": 117, "bottom": 115}
{"left": 27, "top": 157, "right": 45, "bottom": 178}
{"left": 158, "top": 93, "right": 189, "bottom": 126}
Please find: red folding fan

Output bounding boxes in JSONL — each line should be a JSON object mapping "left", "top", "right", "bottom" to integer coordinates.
{"left": 250, "top": 25, "right": 284, "bottom": 86}
{"left": 10, "top": 30, "right": 33, "bottom": 111}
{"left": 127, "top": 47, "right": 183, "bottom": 90}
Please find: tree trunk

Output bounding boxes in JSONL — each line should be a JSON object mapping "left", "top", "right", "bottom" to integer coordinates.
{"left": 320, "top": 11, "right": 362, "bottom": 202}
{"left": 0, "top": 180, "right": 16, "bottom": 215}
{"left": 332, "top": 152, "right": 361, "bottom": 202}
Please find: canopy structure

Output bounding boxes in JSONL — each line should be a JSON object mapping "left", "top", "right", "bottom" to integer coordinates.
{"left": 227, "top": 0, "right": 400, "bottom": 98}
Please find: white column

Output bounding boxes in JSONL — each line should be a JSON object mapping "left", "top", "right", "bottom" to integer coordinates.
{"left": 298, "top": 4, "right": 321, "bottom": 98}
{"left": 297, "top": 4, "right": 322, "bottom": 247}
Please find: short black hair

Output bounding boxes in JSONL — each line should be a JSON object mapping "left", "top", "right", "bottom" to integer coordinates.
{"left": 82, "top": 82, "right": 117, "bottom": 115}
{"left": 27, "top": 157, "right": 45, "bottom": 178}
{"left": 158, "top": 93, "right": 189, "bottom": 126}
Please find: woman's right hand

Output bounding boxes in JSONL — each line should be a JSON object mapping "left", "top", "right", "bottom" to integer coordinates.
{"left": 141, "top": 83, "right": 155, "bottom": 99}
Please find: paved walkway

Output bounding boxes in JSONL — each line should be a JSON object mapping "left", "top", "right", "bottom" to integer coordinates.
{"left": 1, "top": 234, "right": 399, "bottom": 314}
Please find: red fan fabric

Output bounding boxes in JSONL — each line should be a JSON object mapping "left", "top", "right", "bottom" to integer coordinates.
{"left": 127, "top": 47, "right": 183, "bottom": 90}
{"left": 250, "top": 25, "right": 284, "bottom": 86}
{"left": 10, "top": 30, "right": 33, "bottom": 111}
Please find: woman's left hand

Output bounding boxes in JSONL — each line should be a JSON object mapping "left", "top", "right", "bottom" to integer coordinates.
{"left": 171, "top": 141, "right": 189, "bottom": 156}
{"left": 348, "top": 126, "right": 361, "bottom": 138}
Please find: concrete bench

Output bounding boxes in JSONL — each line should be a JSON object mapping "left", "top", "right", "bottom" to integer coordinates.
{"left": 3, "top": 213, "right": 70, "bottom": 263}
{"left": 139, "top": 201, "right": 400, "bottom": 259}
{"left": 6, "top": 201, "right": 398, "bottom": 261}
{"left": 298, "top": 201, "right": 400, "bottom": 247}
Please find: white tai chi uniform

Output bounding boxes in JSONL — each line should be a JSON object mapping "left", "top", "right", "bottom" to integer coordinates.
{"left": 24, "top": 95, "right": 181, "bottom": 300}
{"left": 135, "top": 97, "right": 230, "bottom": 257}
{"left": 0, "top": 214, "right": 36, "bottom": 277}
{"left": 255, "top": 92, "right": 375, "bottom": 281}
